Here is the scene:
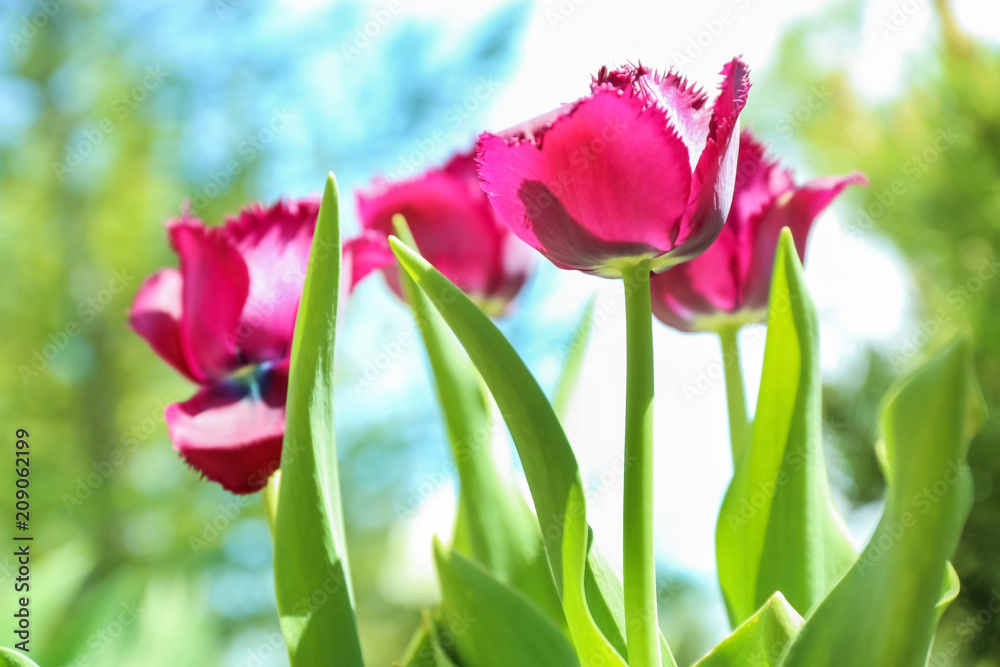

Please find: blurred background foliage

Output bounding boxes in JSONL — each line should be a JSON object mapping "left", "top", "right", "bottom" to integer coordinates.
{"left": 0, "top": 0, "right": 998, "bottom": 665}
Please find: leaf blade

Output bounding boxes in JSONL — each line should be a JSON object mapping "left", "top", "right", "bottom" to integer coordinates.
{"left": 715, "top": 229, "right": 855, "bottom": 626}
{"left": 273, "top": 174, "right": 364, "bottom": 665}
{"left": 778, "top": 334, "right": 983, "bottom": 667}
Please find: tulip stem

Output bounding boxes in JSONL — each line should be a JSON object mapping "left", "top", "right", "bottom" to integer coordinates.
{"left": 621, "top": 262, "right": 661, "bottom": 667}
{"left": 717, "top": 323, "right": 750, "bottom": 465}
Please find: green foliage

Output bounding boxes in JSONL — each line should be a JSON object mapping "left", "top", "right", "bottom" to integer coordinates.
{"left": 778, "top": 335, "right": 984, "bottom": 666}
{"left": 392, "top": 216, "right": 563, "bottom": 627}
{"left": 0, "top": 648, "right": 39, "bottom": 667}
{"left": 716, "top": 230, "right": 856, "bottom": 625}
{"left": 693, "top": 594, "right": 802, "bottom": 667}
{"left": 273, "top": 175, "right": 363, "bottom": 665}
{"left": 434, "top": 539, "right": 579, "bottom": 667}
{"left": 389, "top": 237, "right": 678, "bottom": 667}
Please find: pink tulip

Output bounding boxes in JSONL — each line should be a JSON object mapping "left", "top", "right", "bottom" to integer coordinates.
{"left": 129, "top": 199, "right": 319, "bottom": 493}
{"left": 650, "top": 130, "right": 868, "bottom": 332}
{"left": 346, "top": 151, "right": 534, "bottom": 316}
{"left": 475, "top": 59, "right": 750, "bottom": 277}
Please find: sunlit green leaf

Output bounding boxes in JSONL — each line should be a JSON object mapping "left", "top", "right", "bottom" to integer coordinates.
{"left": 396, "top": 613, "right": 459, "bottom": 667}
{"left": 390, "top": 237, "right": 679, "bottom": 666}
{"left": 0, "top": 647, "right": 40, "bottom": 667}
{"left": 716, "top": 229, "right": 856, "bottom": 626}
{"left": 693, "top": 594, "right": 802, "bottom": 667}
{"left": 392, "top": 216, "right": 563, "bottom": 627}
{"left": 273, "top": 174, "right": 364, "bottom": 665}
{"left": 778, "top": 333, "right": 985, "bottom": 667}
{"left": 434, "top": 539, "right": 578, "bottom": 667}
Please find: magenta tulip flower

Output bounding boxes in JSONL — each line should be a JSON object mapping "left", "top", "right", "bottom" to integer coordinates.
{"left": 476, "top": 59, "right": 750, "bottom": 278}
{"left": 128, "top": 199, "right": 319, "bottom": 494}
{"left": 650, "top": 130, "right": 868, "bottom": 332}
{"left": 346, "top": 151, "right": 534, "bottom": 316}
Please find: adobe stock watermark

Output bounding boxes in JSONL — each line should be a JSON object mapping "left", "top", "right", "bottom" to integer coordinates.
{"left": 52, "top": 66, "right": 168, "bottom": 182}
{"left": 929, "top": 589, "right": 1000, "bottom": 666}
{"left": 671, "top": 0, "right": 753, "bottom": 66}
{"left": 188, "top": 107, "right": 297, "bottom": 212}
{"left": 18, "top": 269, "right": 134, "bottom": 385}
{"left": 235, "top": 632, "right": 285, "bottom": 667}
{"left": 62, "top": 600, "right": 143, "bottom": 667}
{"left": 844, "top": 127, "right": 960, "bottom": 244}
{"left": 339, "top": 1, "right": 402, "bottom": 62}
{"left": 856, "top": 458, "right": 968, "bottom": 575}
{"left": 385, "top": 77, "right": 503, "bottom": 181}
{"left": 393, "top": 421, "right": 495, "bottom": 522}
{"left": 189, "top": 440, "right": 304, "bottom": 555}
{"left": 776, "top": 84, "right": 833, "bottom": 137}
{"left": 62, "top": 398, "right": 170, "bottom": 514}
{"left": 887, "top": 254, "right": 999, "bottom": 371}
{"left": 7, "top": 0, "right": 71, "bottom": 53}
{"left": 878, "top": 0, "right": 927, "bottom": 40}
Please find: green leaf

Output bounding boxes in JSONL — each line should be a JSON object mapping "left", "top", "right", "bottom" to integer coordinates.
{"left": 0, "top": 647, "right": 39, "bottom": 667}
{"left": 273, "top": 174, "right": 364, "bottom": 665}
{"left": 392, "top": 216, "right": 563, "bottom": 627}
{"left": 715, "top": 229, "right": 855, "bottom": 626}
{"left": 396, "top": 613, "right": 460, "bottom": 667}
{"left": 778, "top": 333, "right": 984, "bottom": 667}
{"left": 434, "top": 539, "right": 579, "bottom": 667}
{"left": 390, "top": 238, "right": 678, "bottom": 667}
{"left": 693, "top": 594, "right": 803, "bottom": 667}
{"left": 553, "top": 297, "right": 596, "bottom": 418}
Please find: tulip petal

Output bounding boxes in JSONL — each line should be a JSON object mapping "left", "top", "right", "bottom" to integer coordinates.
{"left": 478, "top": 89, "right": 693, "bottom": 275}
{"left": 166, "top": 363, "right": 289, "bottom": 494}
{"left": 128, "top": 268, "right": 199, "bottom": 382}
{"left": 225, "top": 199, "right": 319, "bottom": 364}
{"left": 675, "top": 58, "right": 751, "bottom": 257}
{"left": 344, "top": 230, "right": 394, "bottom": 291}
{"left": 358, "top": 153, "right": 531, "bottom": 300}
{"left": 742, "top": 171, "right": 868, "bottom": 309}
{"left": 169, "top": 219, "right": 250, "bottom": 381}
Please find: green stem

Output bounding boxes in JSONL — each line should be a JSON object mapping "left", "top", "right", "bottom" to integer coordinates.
{"left": 717, "top": 323, "right": 750, "bottom": 465}
{"left": 621, "top": 262, "right": 660, "bottom": 667}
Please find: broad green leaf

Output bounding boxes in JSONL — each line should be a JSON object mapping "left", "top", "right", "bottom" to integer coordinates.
{"left": 693, "top": 594, "right": 802, "bottom": 667}
{"left": 434, "top": 539, "right": 579, "bottom": 667}
{"left": 396, "top": 613, "right": 459, "bottom": 667}
{"left": 553, "top": 297, "right": 596, "bottom": 418}
{"left": 778, "top": 333, "right": 985, "bottom": 667}
{"left": 273, "top": 174, "right": 363, "bottom": 665}
{"left": 716, "top": 229, "right": 855, "bottom": 626}
{"left": 390, "top": 238, "right": 679, "bottom": 667}
{"left": 392, "top": 216, "right": 563, "bottom": 627}
{"left": 0, "top": 647, "right": 39, "bottom": 667}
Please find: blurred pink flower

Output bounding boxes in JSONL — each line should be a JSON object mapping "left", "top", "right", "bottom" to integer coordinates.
{"left": 129, "top": 199, "right": 319, "bottom": 493}
{"left": 651, "top": 130, "right": 867, "bottom": 332}
{"left": 346, "top": 151, "right": 534, "bottom": 316}
{"left": 475, "top": 58, "right": 750, "bottom": 277}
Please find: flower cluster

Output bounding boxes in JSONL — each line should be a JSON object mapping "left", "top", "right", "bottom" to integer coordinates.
{"left": 130, "top": 58, "right": 862, "bottom": 495}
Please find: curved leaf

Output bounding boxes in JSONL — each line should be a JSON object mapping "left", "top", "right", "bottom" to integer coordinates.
{"left": 434, "top": 540, "right": 578, "bottom": 667}
{"left": 393, "top": 216, "right": 563, "bottom": 627}
{"left": 0, "top": 647, "right": 39, "bottom": 667}
{"left": 390, "top": 237, "right": 679, "bottom": 667}
{"left": 778, "top": 333, "right": 985, "bottom": 667}
{"left": 273, "top": 174, "right": 364, "bottom": 665}
{"left": 693, "top": 594, "right": 802, "bottom": 667}
{"left": 715, "top": 229, "right": 855, "bottom": 626}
